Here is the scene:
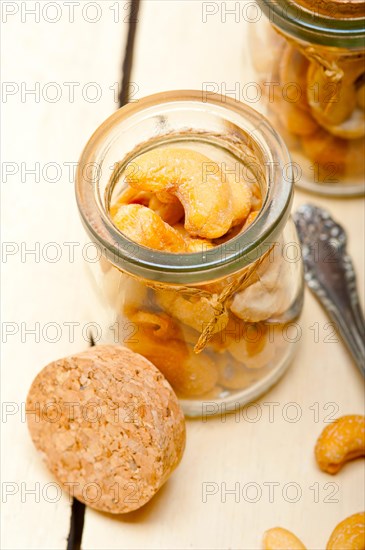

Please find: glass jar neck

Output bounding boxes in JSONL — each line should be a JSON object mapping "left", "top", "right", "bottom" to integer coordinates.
{"left": 257, "top": 0, "right": 365, "bottom": 48}
{"left": 76, "top": 91, "right": 293, "bottom": 285}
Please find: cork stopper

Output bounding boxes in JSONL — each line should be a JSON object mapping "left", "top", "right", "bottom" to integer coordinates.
{"left": 26, "top": 345, "right": 186, "bottom": 513}
{"left": 292, "top": 0, "right": 365, "bottom": 19}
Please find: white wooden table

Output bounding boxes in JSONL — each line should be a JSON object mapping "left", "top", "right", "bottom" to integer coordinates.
{"left": 2, "top": 2, "right": 364, "bottom": 549}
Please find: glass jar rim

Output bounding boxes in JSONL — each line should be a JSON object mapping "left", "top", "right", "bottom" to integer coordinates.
{"left": 75, "top": 90, "right": 293, "bottom": 284}
{"left": 257, "top": 0, "right": 365, "bottom": 48}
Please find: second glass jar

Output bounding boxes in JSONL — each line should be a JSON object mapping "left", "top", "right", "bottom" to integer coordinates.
{"left": 249, "top": 0, "right": 365, "bottom": 196}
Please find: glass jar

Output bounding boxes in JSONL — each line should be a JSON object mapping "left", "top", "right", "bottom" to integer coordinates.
{"left": 250, "top": 0, "right": 365, "bottom": 196}
{"left": 75, "top": 91, "right": 304, "bottom": 417}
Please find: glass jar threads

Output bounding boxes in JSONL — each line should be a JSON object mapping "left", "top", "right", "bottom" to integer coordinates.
{"left": 76, "top": 91, "right": 304, "bottom": 416}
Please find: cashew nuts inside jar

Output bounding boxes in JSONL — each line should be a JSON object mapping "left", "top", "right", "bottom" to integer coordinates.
{"left": 250, "top": 0, "right": 365, "bottom": 196}
{"left": 76, "top": 91, "right": 304, "bottom": 417}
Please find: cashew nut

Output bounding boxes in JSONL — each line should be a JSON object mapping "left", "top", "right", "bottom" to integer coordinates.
{"left": 307, "top": 61, "right": 365, "bottom": 139}
{"left": 113, "top": 203, "right": 188, "bottom": 253}
{"left": 125, "top": 147, "right": 252, "bottom": 238}
{"left": 126, "top": 309, "right": 177, "bottom": 340}
{"left": 172, "top": 223, "right": 215, "bottom": 253}
{"left": 242, "top": 210, "right": 259, "bottom": 230}
{"left": 110, "top": 187, "right": 152, "bottom": 217}
{"left": 263, "top": 527, "right": 306, "bottom": 550}
{"left": 315, "top": 415, "right": 365, "bottom": 474}
{"left": 230, "top": 244, "right": 299, "bottom": 323}
{"left": 148, "top": 194, "right": 185, "bottom": 225}
{"left": 227, "top": 171, "right": 252, "bottom": 227}
{"left": 155, "top": 289, "right": 229, "bottom": 336}
{"left": 300, "top": 129, "right": 347, "bottom": 172}
{"left": 279, "top": 45, "right": 309, "bottom": 102}
{"left": 128, "top": 327, "right": 218, "bottom": 397}
{"left": 276, "top": 45, "right": 319, "bottom": 137}
{"left": 326, "top": 512, "right": 365, "bottom": 550}
{"left": 226, "top": 323, "right": 281, "bottom": 369}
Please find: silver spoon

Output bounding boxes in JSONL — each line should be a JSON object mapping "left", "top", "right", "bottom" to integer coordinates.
{"left": 293, "top": 204, "right": 365, "bottom": 377}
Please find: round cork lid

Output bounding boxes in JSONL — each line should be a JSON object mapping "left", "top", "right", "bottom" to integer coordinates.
{"left": 26, "top": 345, "right": 186, "bottom": 514}
{"left": 293, "top": 0, "right": 365, "bottom": 19}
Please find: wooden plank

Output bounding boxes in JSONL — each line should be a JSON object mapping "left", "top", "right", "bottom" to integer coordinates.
{"left": 81, "top": 1, "right": 365, "bottom": 549}
{"left": 3, "top": 0, "right": 364, "bottom": 549}
{"left": 132, "top": 0, "right": 252, "bottom": 99}
{"left": 1, "top": 3, "right": 128, "bottom": 548}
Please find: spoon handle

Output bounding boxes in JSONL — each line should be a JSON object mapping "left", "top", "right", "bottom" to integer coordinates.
{"left": 294, "top": 204, "right": 365, "bottom": 377}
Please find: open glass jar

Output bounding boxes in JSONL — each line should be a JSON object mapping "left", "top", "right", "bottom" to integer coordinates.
{"left": 250, "top": 0, "right": 365, "bottom": 196}
{"left": 76, "top": 91, "right": 304, "bottom": 417}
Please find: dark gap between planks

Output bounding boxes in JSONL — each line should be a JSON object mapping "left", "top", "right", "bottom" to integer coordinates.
{"left": 67, "top": 498, "right": 86, "bottom": 550}
{"left": 119, "top": 0, "right": 141, "bottom": 107}
{"left": 66, "top": 3, "right": 141, "bottom": 546}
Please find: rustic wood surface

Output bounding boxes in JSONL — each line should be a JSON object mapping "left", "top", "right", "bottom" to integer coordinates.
{"left": 2, "top": 1, "right": 364, "bottom": 549}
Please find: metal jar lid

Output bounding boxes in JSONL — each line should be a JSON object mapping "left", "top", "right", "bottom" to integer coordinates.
{"left": 257, "top": 0, "right": 365, "bottom": 48}
{"left": 293, "top": 0, "right": 365, "bottom": 19}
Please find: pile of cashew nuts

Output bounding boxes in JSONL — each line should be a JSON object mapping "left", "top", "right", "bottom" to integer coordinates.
{"left": 264, "top": 415, "right": 365, "bottom": 549}
{"left": 107, "top": 147, "right": 301, "bottom": 397}
{"left": 111, "top": 147, "right": 256, "bottom": 248}
{"left": 271, "top": 43, "right": 365, "bottom": 179}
